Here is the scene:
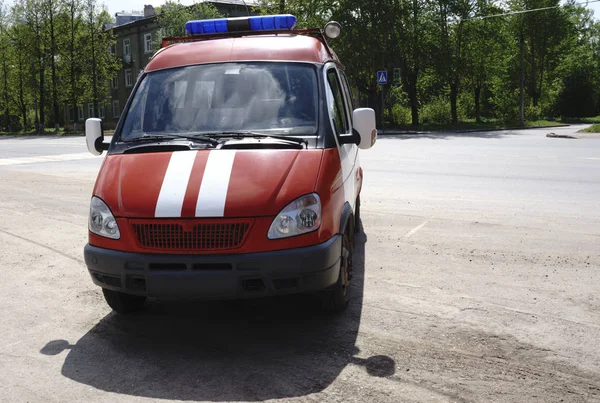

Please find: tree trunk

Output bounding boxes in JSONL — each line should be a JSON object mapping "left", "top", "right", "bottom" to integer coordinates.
{"left": 19, "top": 64, "right": 26, "bottom": 131}
{"left": 278, "top": 0, "right": 285, "bottom": 13}
{"left": 39, "top": 55, "right": 45, "bottom": 133}
{"left": 450, "top": 82, "right": 458, "bottom": 124}
{"left": 2, "top": 56, "right": 9, "bottom": 131}
{"left": 49, "top": 1, "right": 59, "bottom": 130}
{"left": 70, "top": 0, "right": 77, "bottom": 129}
{"left": 538, "top": 57, "right": 545, "bottom": 108}
{"left": 368, "top": 87, "right": 382, "bottom": 128}
{"left": 90, "top": 6, "right": 98, "bottom": 118}
{"left": 33, "top": 60, "right": 40, "bottom": 134}
{"left": 411, "top": 0, "right": 419, "bottom": 126}
{"left": 474, "top": 85, "right": 481, "bottom": 123}
{"left": 408, "top": 73, "right": 419, "bottom": 126}
{"left": 530, "top": 41, "right": 538, "bottom": 107}
{"left": 387, "top": 100, "right": 394, "bottom": 125}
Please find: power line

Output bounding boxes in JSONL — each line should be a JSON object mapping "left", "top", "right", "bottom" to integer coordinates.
{"left": 463, "top": 0, "right": 600, "bottom": 21}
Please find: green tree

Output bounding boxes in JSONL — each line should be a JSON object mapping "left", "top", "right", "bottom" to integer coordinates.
{"left": 553, "top": 4, "right": 600, "bottom": 117}
{"left": 81, "top": 0, "right": 119, "bottom": 118}
{"left": 156, "top": 0, "right": 221, "bottom": 44}
{"left": 57, "top": 0, "right": 86, "bottom": 130}
{"left": 0, "top": 1, "right": 13, "bottom": 131}
{"left": 511, "top": 0, "right": 570, "bottom": 108}
{"left": 43, "top": 0, "right": 61, "bottom": 129}
{"left": 8, "top": 15, "right": 31, "bottom": 131}
{"left": 462, "top": 0, "right": 509, "bottom": 122}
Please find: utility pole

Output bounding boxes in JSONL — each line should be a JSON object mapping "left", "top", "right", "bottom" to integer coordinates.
{"left": 519, "top": 31, "right": 525, "bottom": 128}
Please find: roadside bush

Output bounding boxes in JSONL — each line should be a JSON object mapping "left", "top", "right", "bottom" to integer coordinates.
{"left": 391, "top": 104, "right": 412, "bottom": 126}
{"left": 490, "top": 88, "right": 519, "bottom": 122}
{"left": 540, "top": 84, "right": 560, "bottom": 119}
{"left": 458, "top": 92, "right": 474, "bottom": 121}
{"left": 525, "top": 104, "right": 542, "bottom": 121}
{"left": 421, "top": 96, "right": 452, "bottom": 125}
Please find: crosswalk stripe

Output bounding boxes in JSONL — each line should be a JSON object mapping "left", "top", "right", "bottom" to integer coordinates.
{"left": 0, "top": 153, "right": 98, "bottom": 166}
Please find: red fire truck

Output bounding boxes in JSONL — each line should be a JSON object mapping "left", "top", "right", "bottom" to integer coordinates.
{"left": 83, "top": 14, "right": 377, "bottom": 314}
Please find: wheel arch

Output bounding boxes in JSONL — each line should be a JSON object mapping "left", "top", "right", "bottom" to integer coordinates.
{"left": 339, "top": 201, "right": 354, "bottom": 235}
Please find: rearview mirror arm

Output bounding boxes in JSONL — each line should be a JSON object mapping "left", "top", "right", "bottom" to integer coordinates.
{"left": 97, "top": 138, "right": 110, "bottom": 151}
{"left": 339, "top": 130, "right": 361, "bottom": 146}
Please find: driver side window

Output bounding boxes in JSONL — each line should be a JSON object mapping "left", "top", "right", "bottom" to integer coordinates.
{"left": 326, "top": 68, "right": 350, "bottom": 135}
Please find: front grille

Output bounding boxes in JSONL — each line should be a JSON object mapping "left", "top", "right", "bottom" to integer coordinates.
{"left": 131, "top": 220, "right": 252, "bottom": 251}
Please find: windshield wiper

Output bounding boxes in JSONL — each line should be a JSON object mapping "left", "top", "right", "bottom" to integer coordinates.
{"left": 123, "top": 134, "right": 220, "bottom": 147}
{"left": 206, "top": 131, "right": 308, "bottom": 147}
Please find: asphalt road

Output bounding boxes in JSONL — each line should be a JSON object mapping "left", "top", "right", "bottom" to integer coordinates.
{"left": 0, "top": 126, "right": 599, "bottom": 403}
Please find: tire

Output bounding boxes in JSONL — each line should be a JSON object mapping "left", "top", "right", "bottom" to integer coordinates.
{"left": 102, "top": 288, "right": 147, "bottom": 314}
{"left": 354, "top": 195, "right": 361, "bottom": 233}
{"left": 321, "top": 227, "right": 353, "bottom": 313}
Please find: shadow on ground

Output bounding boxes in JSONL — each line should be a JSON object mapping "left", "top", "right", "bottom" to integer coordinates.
{"left": 378, "top": 130, "right": 527, "bottom": 140}
{"left": 42, "top": 231, "right": 395, "bottom": 401}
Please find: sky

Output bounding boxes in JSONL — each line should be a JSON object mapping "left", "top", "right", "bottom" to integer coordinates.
{"left": 105, "top": 0, "right": 199, "bottom": 14}
{"left": 100, "top": 0, "right": 600, "bottom": 18}
{"left": 1, "top": 0, "right": 599, "bottom": 20}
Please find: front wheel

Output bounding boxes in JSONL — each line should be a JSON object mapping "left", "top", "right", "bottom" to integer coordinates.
{"left": 102, "top": 288, "right": 147, "bottom": 314}
{"left": 321, "top": 228, "right": 353, "bottom": 312}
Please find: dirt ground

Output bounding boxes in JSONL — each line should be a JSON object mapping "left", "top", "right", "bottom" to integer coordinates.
{"left": 0, "top": 130, "right": 599, "bottom": 402}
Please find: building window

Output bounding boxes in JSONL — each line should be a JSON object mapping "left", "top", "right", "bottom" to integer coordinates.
{"left": 78, "top": 106, "right": 84, "bottom": 121}
{"left": 98, "top": 105, "right": 105, "bottom": 119}
{"left": 111, "top": 76, "right": 118, "bottom": 90}
{"left": 88, "top": 103, "right": 94, "bottom": 118}
{"left": 393, "top": 68, "right": 401, "bottom": 83}
{"left": 123, "top": 38, "right": 130, "bottom": 57}
{"left": 113, "top": 100, "right": 120, "bottom": 118}
{"left": 144, "top": 33, "right": 152, "bottom": 53}
{"left": 109, "top": 44, "right": 116, "bottom": 55}
{"left": 125, "top": 69, "right": 133, "bottom": 87}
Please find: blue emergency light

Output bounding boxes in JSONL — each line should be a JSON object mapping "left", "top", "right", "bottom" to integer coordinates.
{"left": 185, "top": 14, "right": 297, "bottom": 35}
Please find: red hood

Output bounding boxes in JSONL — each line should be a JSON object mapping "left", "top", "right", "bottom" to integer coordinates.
{"left": 93, "top": 149, "right": 323, "bottom": 218}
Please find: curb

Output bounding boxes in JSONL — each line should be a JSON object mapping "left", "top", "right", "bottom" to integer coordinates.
{"left": 378, "top": 124, "right": 570, "bottom": 136}
{"left": 0, "top": 132, "right": 113, "bottom": 138}
{"left": 378, "top": 131, "right": 424, "bottom": 135}
{"left": 456, "top": 124, "right": 570, "bottom": 133}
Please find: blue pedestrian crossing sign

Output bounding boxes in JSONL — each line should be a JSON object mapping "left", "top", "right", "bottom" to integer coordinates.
{"left": 377, "top": 70, "right": 388, "bottom": 85}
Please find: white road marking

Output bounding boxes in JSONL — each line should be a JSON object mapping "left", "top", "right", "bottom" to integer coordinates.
{"left": 404, "top": 219, "right": 431, "bottom": 239}
{"left": 155, "top": 151, "right": 198, "bottom": 217}
{"left": 195, "top": 150, "right": 236, "bottom": 217}
{"left": 0, "top": 153, "right": 97, "bottom": 166}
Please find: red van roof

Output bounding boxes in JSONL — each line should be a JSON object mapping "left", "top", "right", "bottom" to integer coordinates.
{"left": 145, "top": 34, "right": 336, "bottom": 72}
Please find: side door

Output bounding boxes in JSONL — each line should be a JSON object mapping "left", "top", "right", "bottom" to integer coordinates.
{"left": 324, "top": 64, "right": 359, "bottom": 210}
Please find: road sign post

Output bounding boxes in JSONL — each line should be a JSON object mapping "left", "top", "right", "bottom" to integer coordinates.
{"left": 377, "top": 71, "right": 387, "bottom": 131}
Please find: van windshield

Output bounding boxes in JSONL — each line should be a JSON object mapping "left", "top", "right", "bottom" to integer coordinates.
{"left": 120, "top": 63, "right": 319, "bottom": 141}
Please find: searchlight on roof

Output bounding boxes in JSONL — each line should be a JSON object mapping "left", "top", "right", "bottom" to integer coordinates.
{"left": 185, "top": 14, "right": 297, "bottom": 35}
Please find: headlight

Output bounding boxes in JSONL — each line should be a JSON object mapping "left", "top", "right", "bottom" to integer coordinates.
{"left": 89, "top": 196, "right": 120, "bottom": 239}
{"left": 268, "top": 193, "right": 321, "bottom": 239}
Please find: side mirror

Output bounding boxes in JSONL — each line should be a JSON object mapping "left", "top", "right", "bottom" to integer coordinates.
{"left": 352, "top": 108, "right": 377, "bottom": 149}
{"left": 85, "top": 118, "right": 109, "bottom": 155}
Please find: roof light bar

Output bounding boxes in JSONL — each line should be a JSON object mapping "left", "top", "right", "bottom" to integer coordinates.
{"left": 185, "top": 14, "right": 297, "bottom": 35}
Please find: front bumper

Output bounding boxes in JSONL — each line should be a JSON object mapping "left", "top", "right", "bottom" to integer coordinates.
{"left": 84, "top": 235, "right": 341, "bottom": 299}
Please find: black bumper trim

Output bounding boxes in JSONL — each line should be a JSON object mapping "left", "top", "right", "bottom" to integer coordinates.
{"left": 84, "top": 235, "right": 341, "bottom": 299}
